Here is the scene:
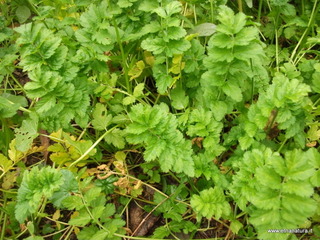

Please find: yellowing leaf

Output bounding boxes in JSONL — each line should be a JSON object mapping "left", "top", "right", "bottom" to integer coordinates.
{"left": 143, "top": 51, "right": 155, "bottom": 66}
{"left": 123, "top": 96, "right": 136, "bottom": 105}
{"left": 115, "top": 151, "right": 126, "bottom": 162}
{"left": 128, "top": 60, "right": 145, "bottom": 80}
{"left": 2, "top": 171, "right": 16, "bottom": 189}
{"left": 0, "top": 153, "right": 13, "bottom": 173}
{"left": 8, "top": 139, "right": 29, "bottom": 162}
{"left": 169, "top": 55, "right": 185, "bottom": 75}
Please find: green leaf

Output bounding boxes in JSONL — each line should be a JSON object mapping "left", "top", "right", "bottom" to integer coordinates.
{"left": 77, "top": 226, "right": 99, "bottom": 240}
{"left": 24, "top": 236, "right": 44, "bottom": 240}
{"left": 188, "top": 23, "right": 216, "bottom": 36}
{"left": 101, "top": 203, "right": 116, "bottom": 220}
{"left": 171, "top": 87, "right": 189, "bottom": 110}
{"left": 126, "top": 104, "right": 194, "bottom": 176}
{"left": 230, "top": 220, "right": 243, "bottom": 234}
{"left": 92, "top": 103, "right": 112, "bottom": 131}
{"left": 90, "top": 230, "right": 110, "bottom": 240}
{"left": 15, "top": 5, "right": 31, "bottom": 24}
{"left": 68, "top": 209, "right": 91, "bottom": 226}
{"left": 153, "top": 226, "right": 171, "bottom": 239}
{"left": 0, "top": 93, "right": 28, "bottom": 118}
{"left": 15, "top": 166, "right": 63, "bottom": 223}
{"left": 222, "top": 81, "right": 242, "bottom": 102}
{"left": 15, "top": 113, "right": 39, "bottom": 152}
{"left": 133, "top": 83, "right": 145, "bottom": 97}
{"left": 190, "top": 187, "right": 231, "bottom": 220}
{"left": 104, "top": 128, "right": 126, "bottom": 149}
{"left": 51, "top": 170, "right": 79, "bottom": 208}
{"left": 164, "top": 1, "right": 182, "bottom": 17}
{"left": 61, "top": 195, "right": 83, "bottom": 210}
{"left": 123, "top": 96, "right": 136, "bottom": 105}
{"left": 84, "top": 186, "right": 102, "bottom": 204}
{"left": 35, "top": 95, "right": 56, "bottom": 114}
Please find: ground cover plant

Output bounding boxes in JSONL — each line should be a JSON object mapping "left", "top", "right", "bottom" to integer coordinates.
{"left": 0, "top": 0, "right": 320, "bottom": 239}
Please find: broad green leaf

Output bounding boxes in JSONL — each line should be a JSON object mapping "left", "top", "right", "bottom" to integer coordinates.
{"left": 16, "top": 5, "right": 31, "bottom": 23}
{"left": 15, "top": 167, "right": 63, "bottom": 223}
{"left": 165, "top": 1, "right": 182, "bottom": 17}
{"left": 84, "top": 186, "right": 101, "bottom": 204}
{"left": 51, "top": 170, "right": 79, "bottom": 208}
{"left": 104, "top": 128, "right": 126, "bottom": 149}
{"left": 61, "top": 195, "right": 83, "bottom": 210}
{"left": 0, "top": 93, "right": 28, "bottom": 118}
{"left": 133, "top": 83, "right": 145, "bottom": 98}
{"left": 230, "top": 220, "right": 243, "bottom": 234}
{"left": 68, "top": 209, "right": 91, "bottom": 226}
{"left": 191, "top": 187, "right": 231, "bottom": 220}
{"left": 77, "top": 226, "right": 99, "bottom": 240}
{"left": 171, "top": 87, "right": 189, "bottom": 110}
{"left": 92, "top": 103, "right": 112, "bottom": 131}
{"left": 123, "top": 96, "right": 136, "bottom": 105}
{"left": 188, "top": 23, "right": 216, "bottom": 36}
{"left": 15, "top": 113, "right": 39, "bottom": 152}
{"left": 223, "top": 81, "right": 242, "bottom": 102}
{"left": 90, "top": 230, "right": 110, "bottom": 240}
{"left": 35, "top": 95, "right": 56, "bottom": 114}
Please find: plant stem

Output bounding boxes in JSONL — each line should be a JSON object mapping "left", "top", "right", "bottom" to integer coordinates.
{"left": 237, "top": 0, "right": 243, "bottom": 12}
{"left": 258, "top": 0, "right": 263, "bottom": 22}
{"left": 113, "top": 19, "right": 131, "bottom": 94}
{"left": 68, "top": 125, "right": 118, "bottom": 168}
{"left": 290, "top": 0, "right": 319, "bottom": 64}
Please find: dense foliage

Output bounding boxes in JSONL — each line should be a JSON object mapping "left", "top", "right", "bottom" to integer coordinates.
{"left": 0, "top": 0, "right": 319, "bottom": 239}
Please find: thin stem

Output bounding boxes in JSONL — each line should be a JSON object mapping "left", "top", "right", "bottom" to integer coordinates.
{"left": 275, "top": 28, "right": 279, "bottom": 71}
{"left": 112, "top": 19, "right": 131, "bottom": 94}
{"left": 277, "top": 138, "right": 288, "bottom": 152}
{"left": 237, "top": 0, "right": 243, "bottom": 12}
{"left": 5, "top": 99, "right": 31, "bottom": 113}
{"left": 7, "top": 71, "right": 26, "bottom": 94}
{"left": 290, "top": 0, "right": 319, "bottom": 63}
{"left": 68, "top": 125, "right": 118, "bottom": 168}
{"left": 258, "top": 0, "right": 263, "bottom": 22}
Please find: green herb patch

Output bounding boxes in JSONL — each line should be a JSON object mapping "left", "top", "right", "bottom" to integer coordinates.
{"left": 0, "top": 0, "right": 319, "bottom": 239}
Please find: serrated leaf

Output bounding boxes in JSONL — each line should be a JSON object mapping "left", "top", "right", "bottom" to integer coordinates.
{"left": 123, "top": 96, "right": 136, "bottom": 105}
{"left": 223, "top": 81, "right": 242, "bottom": 102}
{"left": 35, "top": 96, "right": 56, "bottom": 114}
{"left": 104, "top": 128, "right": 126, "bottom": 149}
{"left": 133, "top": 83, "right": 145, "bottom": 97}
{"left": 51, "top": 170, "right": 78, "bottom": 208}
{"left": 15, "top": 113, "right": 39, "bottom": 152}
{"left": 91, "top": 230, "right": 110, "bottom": 240}
{"left": 230, "top": 220, "right": 243, "bottom": 234}
{"left": 164, "top": 1, "right": 182, "bottom": 17}
{"left": 190, "top": 187, "right": 231, "bottom": 220}
{"left": 152, "top": 226, "right": 171, "bottom": 239}
{"left": 0, "top": 154, "right": 12, "bottom": 173}
{"left": 15, "top": 166, "right": 63, "bottom": 223}
{"left": 92, "top": 103, "right": 112, "bottom": 131}
{"left": 69, "top": 209, "right": 91, "bottom": 226}
{"left": 84, "top": 186, "right": 101, "bottom": 204}
{"left": 101, "top": 203, "right": 116, "bottom": 220}
{"left": 171, "top": 87, "right": 189, "bottom": 110}
{"left": 129, "top": 61, "right": 145, "bottom": 80}
{"left": 77, "top": 225, "right": 99, "bottom": 240}
{"left": 61, "top": 195, "right": 83, "bottom": 210}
